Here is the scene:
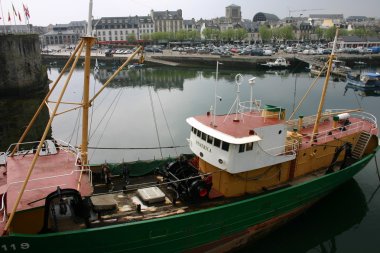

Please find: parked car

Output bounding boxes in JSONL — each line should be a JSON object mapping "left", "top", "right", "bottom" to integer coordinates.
{"left": 250, "top": 49, "right": 264, "bottom": 56}
{"left": 263, "top": 49, "right": 273, "bottom": 56}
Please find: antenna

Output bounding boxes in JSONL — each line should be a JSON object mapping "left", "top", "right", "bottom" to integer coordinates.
{"left": 212, "top": 61, "right": 223, "bottom": 127}
{"left": 234, "top": 74, "right": 243, "bottom": 122}
{"left": 248, "top": 77, "right": 256, "bottom": 112}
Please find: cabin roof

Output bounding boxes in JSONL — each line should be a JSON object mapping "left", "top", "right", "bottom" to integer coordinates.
{"left": 187, "top": 111, "right": 284, "bottom": 144}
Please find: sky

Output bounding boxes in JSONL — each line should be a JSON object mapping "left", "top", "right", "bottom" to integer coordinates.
{"left": 0, "top": 0, "right": 379, "bottom": 27}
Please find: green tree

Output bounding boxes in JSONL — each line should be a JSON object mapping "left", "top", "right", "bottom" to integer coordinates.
{"left": 202, "top": 28, "right": 214, "bottom": 40}
{"left": 315, "top": 27, "right": 324, "bottom": 40}
{"left": 259, "top": 25, "right": 272, "bottom": 42}
{"left": 280, "top": 26, "right": 294, "bottom": 41}
{"left": 324, "top": 26, "right": 336, "bottom": 41}
{"left": 127, "top": 33, "right": 136, "bottom": 43}
{"left": 235, "top": 28, "right": 248, "bottom": 41}
{"left": 175, "top": 30, "right": 187, "bottom": 41}
{"left": 141, "top": 34, "right": 151, "bottom": 41}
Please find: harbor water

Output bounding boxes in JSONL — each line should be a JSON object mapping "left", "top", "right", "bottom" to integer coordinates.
{"left": 1, "top": 63, "right": 379, "bottom": 252}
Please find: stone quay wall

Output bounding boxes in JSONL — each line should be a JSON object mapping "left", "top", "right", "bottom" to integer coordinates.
{"left": 0, "top": 34, "right": 48, "bottom": 97}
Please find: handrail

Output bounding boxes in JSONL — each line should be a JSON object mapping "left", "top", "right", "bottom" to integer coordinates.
{"left": 0, "top": 193, "right": 6, "bottom": 222}
{"left": 4, "top": 169, "right": 92, "bottom": 198}
{"left": 260, "top": 141, "right": 298, "bottom": 158}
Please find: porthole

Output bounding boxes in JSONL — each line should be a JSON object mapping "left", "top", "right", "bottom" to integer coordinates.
{"left": 200, "top": 152, "right": 203, "bottom": 157}
{"left": 218, "top": 159, "right": 223, "bottom": 164}
{"left": 278, "top": 130, "right": 282, "bottom": 134}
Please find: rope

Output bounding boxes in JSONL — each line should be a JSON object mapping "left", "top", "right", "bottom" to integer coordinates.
{"left": 287, "top": 61, "right": 328, "bottom": 121}
{"left": 156, "top": 90, "right": 178, "bottom": 156}
{"left": 148, "top": 86, "right": 163, "bottom": 159}
{"left": 90, "top": 88, "right": 124, "bottom": 160}
{"left": 375, "top": 155, "right": 380, "bottom": 181}
{"left": 89, "top": 89, "right": 122, "bottom": 140}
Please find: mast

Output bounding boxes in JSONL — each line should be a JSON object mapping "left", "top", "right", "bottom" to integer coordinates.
{"left": 311, "top": 28, "right": 339, "bottom": 140}
{"left": 81, "top": 0, "right": 96, "bottom": 165}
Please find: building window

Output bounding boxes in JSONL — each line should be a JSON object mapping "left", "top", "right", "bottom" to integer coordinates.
{"left": 114, "top": 31, "right": 118, "bottom": 35}
{"left": 108, "top": 31, "right": 111, "bottom": 35}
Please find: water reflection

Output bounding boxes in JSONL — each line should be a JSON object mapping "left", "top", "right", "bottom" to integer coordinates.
{"left": 242, "top": 179, "right": 368, "bottom": 253}
{"left": 0, "top": 97, "right": 51, "bottom": 151}
{"left": 344, "top": 83, "right": 380, "bottom": 97}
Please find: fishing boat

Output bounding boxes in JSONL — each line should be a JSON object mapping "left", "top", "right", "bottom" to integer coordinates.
{"left": 261, "top": 57, "right": 290, "bottom": 69}
{"left": 346, "top": 72, "right": 380, "bottom": 88}
{"left": 0, "top": 3, "right": 379, "bottom": 252}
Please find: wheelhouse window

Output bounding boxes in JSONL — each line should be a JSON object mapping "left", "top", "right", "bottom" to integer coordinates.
{"left": 201, "top": 132, "right": 207, "bottom": 141}
{"left": 214, "top": 138, "right": 221, "bottom": 148}
{"left": 239, "top": 144, "right": 245, "bottom": 153}
{"left": 221, "top": 141, "right": 229, "bottom": 152}
{"left": 246, "top": 142, "right": 253, "bottom": 151}
{"left": 196, "top": 129, "right": 201, "bottom": 138}
{"left": 207, "top": 135, "right": 213, "bottom": 144}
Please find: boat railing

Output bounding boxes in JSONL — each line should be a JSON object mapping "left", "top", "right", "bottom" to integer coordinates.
{"left": 303, "top": 120, "right": 371, "bottom": 144}
{"left": 6, "top": 140, "right": 47, "bottom": 156}
{"left": 326, "top": 109, "right": 377, "bottom": 131}
{"left": 239, "top": 100, "right": 263, "bottom": 115}
{"left": 6, "top": 169, "right": 92, "bottom": 195}
{"left": 287, "top": 109, "right": 377, "bottom": 133}
{"left": 54, "top": 139, "right": 79, "bottom": 155}
{"left": 260, "top": 141, "right": 298, "bottom": 158}
{"left": 0, "top": 192, "right": 6, "bottom": 223}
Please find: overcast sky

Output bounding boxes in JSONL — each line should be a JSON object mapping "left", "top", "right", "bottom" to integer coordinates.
{"left": 1, "top": 0, "right": 379, "bottom": 26}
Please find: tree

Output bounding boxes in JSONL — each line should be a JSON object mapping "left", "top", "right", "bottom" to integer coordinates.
{"left": 175, "top": 30, "right": 187, "bottom": 41}
{"left": 234, "top": 28, "right": 248, "bottom": 41}
{"left": 315, "top": 27, "right": 324, "bottom": 40}
{"left": 280, "top": 26, "right": 294, "bottom": 41}
{"left": 259, "top": 25, "right": 272, "bottom": 42}
{"left": 202, "top": 28, "right": 214, "bottom": 40}
{"left": 324, "top": 26, "right": 336, "bottom": 41}
{"left": 128, "top": 33, "right": 136, "bottom": 43}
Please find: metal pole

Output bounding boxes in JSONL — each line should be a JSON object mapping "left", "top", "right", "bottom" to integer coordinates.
{"left": 81, "top": 37, "right": 96, "bottom": 166}
{"left": 212, "top": 61, "right": 221, "bottom": 127}
{"left": 312, "top": 28, "right": 339, "bottom": 140}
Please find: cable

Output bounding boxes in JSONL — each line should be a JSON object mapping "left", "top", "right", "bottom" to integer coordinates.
{"left": 156, "top": 90, "right": 178, "bottom": 156}
{"left": 148, "top": 86, "right": 163, "bottom": 159}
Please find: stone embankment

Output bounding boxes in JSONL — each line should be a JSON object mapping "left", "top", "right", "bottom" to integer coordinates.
{"left": 0, "top": 34, "right": 48, "bottom": 97}
{"left": 41, "top": 48, "right": 380, "bottom": 69}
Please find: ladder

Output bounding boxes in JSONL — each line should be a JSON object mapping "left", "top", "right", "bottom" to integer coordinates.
{"left": 352, "top": 131, "right": 371, "bottom": 159}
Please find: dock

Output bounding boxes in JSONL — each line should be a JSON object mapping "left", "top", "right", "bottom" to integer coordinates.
{"left": 294, "top": 54, "right": 348, "bottom": 79}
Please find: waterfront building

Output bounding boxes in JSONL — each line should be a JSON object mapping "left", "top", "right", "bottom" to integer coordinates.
{"left": 309, "top": 14, "right": 344, "bottom": 27}
{"left": 41, "top": 21, "right": 86, "bottom": 46}
{"left": 150, "top": 9, "right": 184, "bottom": 33}
{"left": 137, "top": 16, "right": 155, "bottom": 40}
{"left": 225, "top": 4, "right": 241, "bottom": 23}
{"left": 184, "top": 19, "right": 197, "bottom": 31}
{"left": 94, "top": 16, "right": 139, "bottom": 44}
{"left": 334, "top": 35, "right": 380, "bottom": 48}
{"left": 252, "top": 12, "right": 280, "bottom": 25}
{"left": 0, "top": 25, "right": 33, "bottom": 34}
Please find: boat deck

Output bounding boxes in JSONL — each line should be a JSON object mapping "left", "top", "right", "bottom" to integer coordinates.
{"left": 3, "top": 149, "right": 92, "bottom": 213}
